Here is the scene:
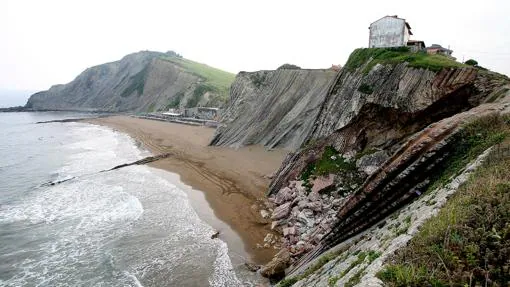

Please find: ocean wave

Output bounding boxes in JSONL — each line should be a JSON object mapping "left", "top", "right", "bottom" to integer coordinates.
{"left": 0, "top": 120, "right": 243, "bottom": 286}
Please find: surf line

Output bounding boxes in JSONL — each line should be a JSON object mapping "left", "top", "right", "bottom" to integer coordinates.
{"left": 40, "top": 153, "right": 173, "bottom": 187}
{"left": 105, "top": 153, "right": 173, "bottom": 171}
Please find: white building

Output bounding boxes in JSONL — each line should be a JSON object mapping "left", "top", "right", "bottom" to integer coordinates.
{"left": 369, "top": 15, "right": 413, "bottom": 48}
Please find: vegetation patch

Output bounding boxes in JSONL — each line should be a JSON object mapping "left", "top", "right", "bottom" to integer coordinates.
{"left": 161, "top": 56, "right": 235, "bottom": 102}
{"left": 120, "top": 66, "right": 148, "bottom": 98}
{"left": 377, "top": 114, "right": 510, "bottom": 286}
{"left": 328, "top": 275, "right": 340, "bottom": 286}
{"left": 277, "top": 63, "right": 301, "bottom": 70}
{"left": 340, "top": 251, "right": 368, "bottom": 278}
{"left": 300, "top": 146, "right": 356, "bottom": 191}
{"left": 344, "top": 47, "right": 467, "bottom": 74}
{"left": 166, "top": 91, "right": 184, "bottom": 109}
{"left": 277, "top": 248, "right": 348, "bottom": 287}
{"left": 345, "top": 268, "right": 366, "bottom": 287}
{"left": 186, "top": 83, "right": 216, "bottom": 108}
{"left": 250, "top": 72, "right": 267, "bottom": 88}
{"left": 358, "top": 83, "right": 373, "bottom": 94}
{"left": 427, "top": 114, "right": 509, "bottom": 192}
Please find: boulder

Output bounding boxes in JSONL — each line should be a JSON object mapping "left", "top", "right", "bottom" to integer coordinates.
{"left": 283, "top": 226, "right": 296, "bottom": 237}
{"left": 311, "top": 174, "right": 336, "bottom": 193}
{"left": 356, "top": 150, "right": 389, "bottom": 175}
{"left": 295, "top": 181, "right": 307, "bottom": 194}
{"left": 271, "top": 202, "right": 292, "bottom": 220}
{"left": 271, "top": 220, "right": 281, "bottom": 230}
{"left": 260, "top": 209, "right": 270, "bottom": 219}
{"left": 307, "top": 201, "right": 322, "bottom": 212}
{"left": 297, "top": 210, "right": 315, "bottom": 227}
{"left": 275, "top": 187, "right": 294, "bottom": 204}
{"left": 260, "top": 249, "right": 292, "bottom": 278}
{"left": 307, "top": 191, "right": 321, "bottom": 202}
{"left": 244, "top": 262, "right": 260, "bottom": 272}
{"left": 297, "top": 199, "right": 309, "bottom": 210}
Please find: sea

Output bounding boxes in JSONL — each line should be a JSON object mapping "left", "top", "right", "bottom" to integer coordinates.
{"left": 0, "top": 112, "right": 255, "bottom": 287}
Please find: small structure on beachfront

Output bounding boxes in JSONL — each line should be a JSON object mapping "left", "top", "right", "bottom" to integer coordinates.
{"left": 184, "top": 107, "right": 220, "bottom": 121}
{"left": 368, "top": 15, "right": 426, "bottom": 51}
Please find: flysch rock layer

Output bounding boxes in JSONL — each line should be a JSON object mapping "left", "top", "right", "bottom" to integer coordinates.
{"left": 260, "top": 57, "right": 509, "bottom": 280}
{"left": 288, "top": 146, "right": 495, "bottom": 287}
{"left": 209, "top": 69, "right": 338, "bottom": 150}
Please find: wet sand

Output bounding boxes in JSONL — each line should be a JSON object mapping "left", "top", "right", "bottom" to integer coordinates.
{"left": 86, "top": 116, "right": 288, "bottom": 264}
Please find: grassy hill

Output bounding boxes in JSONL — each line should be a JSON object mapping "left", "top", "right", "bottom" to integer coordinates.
{"left": 161, "top": 56, "right": 236, "bottom": 105}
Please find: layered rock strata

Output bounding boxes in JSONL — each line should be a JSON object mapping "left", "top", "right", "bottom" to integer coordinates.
{"left": 210, "top": 69, "right": 338, "bottom": 150}
{"left": 260, "top": 56, "right": 509, "bottom": 280}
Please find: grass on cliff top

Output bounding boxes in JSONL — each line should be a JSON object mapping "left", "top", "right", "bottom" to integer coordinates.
{"left": 161, "top": 56, "right": 235, "bottom": 97}
{"left": 344, "top": 47, "right": 467, "bottom": 74}
{"left": 377, "top": 114, "right": 510, "bottom": 287}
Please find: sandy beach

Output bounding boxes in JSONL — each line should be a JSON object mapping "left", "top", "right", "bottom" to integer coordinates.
{"left": 86, "top": 115, "right": 288, "bottom": 264}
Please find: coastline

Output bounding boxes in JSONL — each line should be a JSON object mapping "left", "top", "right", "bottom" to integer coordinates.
{"left": 86, "top": 115, "right": 288, "bottom": 264}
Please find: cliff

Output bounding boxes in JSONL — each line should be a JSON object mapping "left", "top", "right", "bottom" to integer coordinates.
{"left": 25, "top": 51, "right": 235, "bottom": 112}
{"left": 248, "top": 48, "right": 510, "bottom": 286}
{"left": 209, "top": 69, "right": 338, "bottom": 150}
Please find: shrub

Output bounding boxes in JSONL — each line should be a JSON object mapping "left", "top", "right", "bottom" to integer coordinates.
{"left": 358, "top": 83, "right": 373, "bottom": 94}
{"left": 186, "top": 84, "right": 216, "bottom": 108}
{"left": 277, "top": 63, "right": 301, "bottom": 70}
{"left": 465, "top": 59, "right": 478, "bottom": 66}
{"left": 121, "top": 67, "right": 148, "bottom": 98}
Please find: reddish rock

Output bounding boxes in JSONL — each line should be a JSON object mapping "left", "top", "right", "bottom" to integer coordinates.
{"left": 311, "top": 174, "right": 336, "bottom": 193}
{"left": 275, "top": 187, "right": 294, "bottom": 204}
{"left": 260, "top": 249, "right": 291, "bottom": 278}
{"left": 307, "top": 201, "right": 322, "bottom": 212}
{"left": 271, "top": 202, "right": 292, "bottom": 220}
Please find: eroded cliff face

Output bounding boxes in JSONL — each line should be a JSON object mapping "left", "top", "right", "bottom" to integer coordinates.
{"left": 258, "top": 55, "right": 510, "bottom": 282}
{"left": 209, "top": 69, "right": 338, "bottom": 150}
{"left": 268, "top": 63, "right": 508, "bottom": 195}
{"left": 26, "top": 51, "right": 229, "bottom": 112}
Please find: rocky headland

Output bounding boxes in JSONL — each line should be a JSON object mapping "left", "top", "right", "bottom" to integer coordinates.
{"left": 214, "top": 48, "right": 510, "bottom": 286}
{"left": 25, "top": 51, "right": 235, "bottom": 112}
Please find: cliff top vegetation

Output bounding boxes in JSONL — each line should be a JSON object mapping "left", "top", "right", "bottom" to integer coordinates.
{"left": 161, "top": 55, "right": 235, "bottom": 98}
{"left": 344, "top": 47, "right": 467, "bottom": 73}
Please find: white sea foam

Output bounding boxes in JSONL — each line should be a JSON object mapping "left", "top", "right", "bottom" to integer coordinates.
{"left": 0, "top": 121, "right": 244, "bottom": 286}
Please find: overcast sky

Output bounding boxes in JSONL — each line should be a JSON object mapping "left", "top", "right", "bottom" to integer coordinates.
{"left": 2, "top": 0, "right": 509, "bottom": 92}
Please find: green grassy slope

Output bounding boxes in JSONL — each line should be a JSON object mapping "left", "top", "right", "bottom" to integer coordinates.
{"left": 161, "top": 56, "right": 235, "bottom": 104}
{"left": 378, "top": 114, "right": 510, "bottom": 287}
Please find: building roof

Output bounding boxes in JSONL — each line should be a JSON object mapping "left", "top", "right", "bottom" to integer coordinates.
{"left": 369, "top": 15, "right": 413, "bottom": 35}
{"left": 426, "top": 44, "right": 453, "bottom": 53}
